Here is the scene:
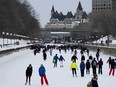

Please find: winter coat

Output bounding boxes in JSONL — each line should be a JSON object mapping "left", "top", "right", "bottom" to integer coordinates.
{"left": 59, "top": 56, "right": 65, "bottom": 61}
{"left": 98, "top": 60, "right": 103, "bottom": 68}
{"left": 107, "top": 58, "right": 112, "bottom": 64}
{"left": 86, "top": 61, "right": 90, "bottom": 69}
{"left": 92, "top": 60, "right": 97, "bottom": 68}
{"left": 71, "top": 55, "right": 78, "bottom": 62}
{"left": 81, "top": 55, "right": 85, "bottom": 61}
{"left": 110, "top": 59, "right": 115, "bottom": 68}
{"left": 80, "top": 62, "right": 85, "bottom": 70}
{"left": 53, "top": 55, "right": 59, "bottom": 61}
{"left": 89, "top": 55, "right": 93, "bottom": 60}
{"left": 91, "top": 78, "right": 99, "bottom": 87}
{"left": 26, "top": 66, "right": 33, "bottom": 76}
{"left": 39, "top": 65, "right": 46, "bottom": 76}
{"left": 70, "top": 62, "right": 78, "bottom": 69}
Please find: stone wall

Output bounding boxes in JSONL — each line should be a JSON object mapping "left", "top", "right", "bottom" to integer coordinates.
{"left": 85, "top": 44, "right": 116, "bottom": 57}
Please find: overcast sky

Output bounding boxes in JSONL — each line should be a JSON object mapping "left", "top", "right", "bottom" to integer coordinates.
{"left": 27, "top": 0, "right": 92, "bottom": 27}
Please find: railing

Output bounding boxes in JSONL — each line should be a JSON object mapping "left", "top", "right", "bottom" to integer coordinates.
{"left": 0, "top": 45, "right": 31, "bottom": 58}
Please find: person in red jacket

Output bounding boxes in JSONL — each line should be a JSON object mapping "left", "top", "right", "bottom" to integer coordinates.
{"left": 25, "top": 64, "right": 33, "bottom": 85}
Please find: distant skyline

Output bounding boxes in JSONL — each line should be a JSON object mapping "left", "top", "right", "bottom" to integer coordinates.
{"left": 28, "top": 0, "right": 92, "bottom": 27}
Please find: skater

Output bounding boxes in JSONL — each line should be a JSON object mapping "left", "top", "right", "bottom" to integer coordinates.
{"left": 91, "top": 74, "right": 99, "bottom": 87}
{"left": 80, "top": 60, "right": 85, "bottom": 77}
{"left": 109, "top": 59, "right": 115, "bottom": 76}
{"left": 92, "top": 58, "right": 98, "bottom": 75}
{"left": 59, "top": 55, "right": 65, "bottom": 67}
{"left": 86, "top": 49, "right": 89, "bottom": 56}
{"left": 38, "top": 64, "right": 49, "bottom": 85}
{"left": 33, "top": 49, "right": 37, "bottom": 56}
{"left": 107, "top": 57, "right": 112, "bottom": 68}
{"left": 70, "top": 61, "right": 78, "bottom": 77}
{"left": 25, "top": 64, "right": 33, "bottom": 85}
{"left": 96, "top": 51, "right": 100, "bottom": 61}
{"left": 86, "top": 59, "right": 91, "bottom": 74}
{"left": 43, "top": 51, "right": 47, "bottom": 61}
{"left": 53, "top": 54, "right": 59, "bottom": 67}
{"left": 98, "top": 58, "right": 103, "bottom": 74}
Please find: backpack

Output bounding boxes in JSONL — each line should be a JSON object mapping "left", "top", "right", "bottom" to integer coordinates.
{"left": 87, "top": 81, "right": 92, "bottom": 87}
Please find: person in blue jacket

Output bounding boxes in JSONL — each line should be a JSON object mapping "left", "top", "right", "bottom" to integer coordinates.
{"left": 80, "top": 61, "right": 85, "bottom": 77}
{"left": 53, "top": 54, "right": 59, "bottom": 67}
{"left": 38, "top": 64, "right": 49, "bottom": 85}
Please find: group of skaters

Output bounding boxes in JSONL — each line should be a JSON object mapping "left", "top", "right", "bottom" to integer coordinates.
{"left": 29, "top": 44, "right": 116, "bottom": 87}
{"left": 25, "top": 64, "right": 49, "bottom": 86}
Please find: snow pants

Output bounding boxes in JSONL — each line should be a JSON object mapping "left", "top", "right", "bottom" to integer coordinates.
{"left": 40, "top": 75, "right": 48, "bottom": 85}
{"left": 25, "top": 76, "right": 31, "bottom": 85}
{"left": 109, "top": 68, "right": 115, "bottom": 76}
{"left": 98, "top": 67, "right": 102, "bottom": 74}
{"left": 92, "top": 66, "right": 97, "bottom": 75}
{"left": 80, "top": 69, "right": 84, "bottom": 77}
{"left": 72, "top": 68, "right": 77, "bottom": 77}
{"left": 86, "top": 68, "right": 90, "bottom": 74}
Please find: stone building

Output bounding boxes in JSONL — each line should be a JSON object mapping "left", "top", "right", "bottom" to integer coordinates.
{"left": 45, "top": 1, "right": 89, "bottom": 29}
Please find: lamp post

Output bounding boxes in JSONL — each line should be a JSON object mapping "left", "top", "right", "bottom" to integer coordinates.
{"left": 10, "top": 33, "right": 12, "bottom": 45}
{"left": 6, "top": 32, "right": 9, "bottom": 45}
{"left": 2, "top": 32, "right": 5, "bottom": 47}
{"left": 14, "top": 34, "right": 16, "bottom": 45}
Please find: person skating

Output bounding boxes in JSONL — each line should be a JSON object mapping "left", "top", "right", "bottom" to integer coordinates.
{"left": 59, "top": 55, "right": 65, "bottom": 67}
{"left": 96, "top": 51, "right": 100, "bottom": 61}
{"left": 53, "top": 54, "right": 59, "bottom": 67}
{"left": 86, "top": 59, "right": 91, "bottom": 74}
{"left": 38, "top": 64, "right": 49, "bottom": 85}
{"left": 107, "top": 57, "right": 112, "bottom": 68}
{"left": 43, "top": 51, "right": 47, "bottom": 61}
{"left": 98, "top": 58, "right": 103, "bottom": 74}
{"left": 25, "top": 64, "right": 33, "bottom": 85}
{"left": 80, "top": 60, "right": 85, "bottom": 77}
{"left": 109, "top": 59, "right": 115, "bottom": 76}
{"left": 92, "top": 58, "right": 98, "bottom": 75}
{"left": 70, "top": 61, "right": 78, "bottom": 77}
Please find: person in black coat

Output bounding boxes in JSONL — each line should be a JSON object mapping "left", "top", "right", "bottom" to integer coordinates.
{"left": 25, "top": 64, "right": 33, "bottom": 85}
{"left": 59, "top": 55, "right": 65, "bottom": 67}
{"left": 91, "top": 74, "right": 99, "bottom": 87}
{"left": 109, "top": 59, "right": 115, "bottom": 76}
{"left": 86, "top": 59, "right": 91, "bottom": 74}
{"left": 43, "top": 52, "right": 47, "bottom": 61}
{"left": 71, "top": 54, "right": 78, "bottom": 63}
{"left": 81, "top": 55, "right": 85, "bottom": 62}
{"left": 96, "top": 52, "right": 100, "bottom": 61}
{"left": 107, "top": 57, "right": 112, "bottom": 68}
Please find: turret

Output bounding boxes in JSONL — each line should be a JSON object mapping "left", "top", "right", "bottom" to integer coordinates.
{"left": 51, "top": 5, "right": 55, "bottom": 19}
{"left": 76, "top": 1, "right": 83, "bottom": 12}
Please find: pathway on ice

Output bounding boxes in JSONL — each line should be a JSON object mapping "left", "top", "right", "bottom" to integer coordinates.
{"left": 0, "top": 48, "right": 116, "bottom": 87}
